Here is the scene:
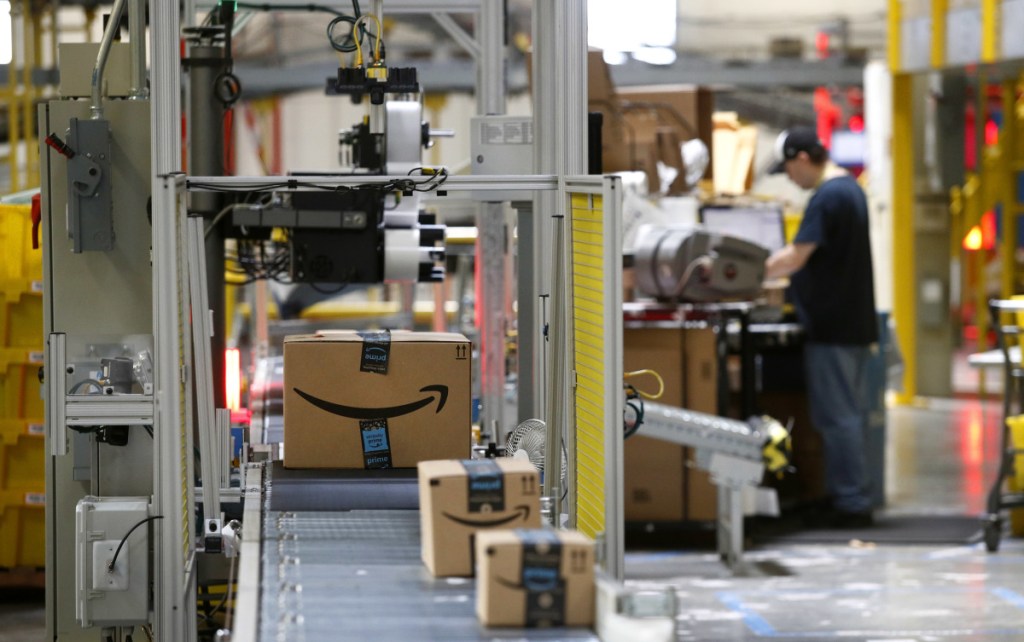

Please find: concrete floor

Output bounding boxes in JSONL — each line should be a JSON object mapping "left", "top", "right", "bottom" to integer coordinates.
{"left": 628, "top": 396, "right": 1024, "bottom": 641}
{"left": 0, "top": 588, "right": 45, "bottom": 642}
{"left": 3, "top": 396, "right": 1021, "bottom": 641}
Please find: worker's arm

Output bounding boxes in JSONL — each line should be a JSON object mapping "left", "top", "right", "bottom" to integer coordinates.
{"left": 765, "top": 242, "right": 817, "bottom": 280}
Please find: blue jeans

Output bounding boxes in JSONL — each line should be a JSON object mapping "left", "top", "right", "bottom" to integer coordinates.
{"left": 804, "top": 342, "right": 873, "bottom": 514}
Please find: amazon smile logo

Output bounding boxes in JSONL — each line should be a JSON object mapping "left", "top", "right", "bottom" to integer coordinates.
{"left": 293, "top": 384, "right": 449, "bottom": 420}
{"left": 441, "top": 505, "right": 531, "bottom": 528}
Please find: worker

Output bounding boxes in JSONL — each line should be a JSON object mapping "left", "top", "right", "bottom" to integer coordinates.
{"left": 764, "top": 126, "right": 878, "bottom": 528}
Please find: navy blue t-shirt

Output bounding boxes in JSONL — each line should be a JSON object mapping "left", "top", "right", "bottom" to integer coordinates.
{"left": 791, "top": 175, "right": 878, "bottom": 345}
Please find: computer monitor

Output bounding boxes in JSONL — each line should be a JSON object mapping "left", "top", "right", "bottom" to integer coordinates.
{"left": 700, "top": 205, "right": 787, "bottom": 254}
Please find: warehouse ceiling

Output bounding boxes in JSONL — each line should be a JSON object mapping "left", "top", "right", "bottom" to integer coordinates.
{"left": 223, "top": 2, "right": 868, "bottom": 95}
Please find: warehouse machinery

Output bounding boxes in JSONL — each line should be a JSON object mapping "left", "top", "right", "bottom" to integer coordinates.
{"left": 40, "top": 1, "right": 620, "bottom": 640}
{"left": 37, "top": 1, "right": 783, "bottom": 640}
{"left": 633, "top": 224, "right": 771, "bottom": 303}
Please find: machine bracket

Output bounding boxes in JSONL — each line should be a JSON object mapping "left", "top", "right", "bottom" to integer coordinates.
{"left": 65, "top": 117, "right": 114, "bottom": 252}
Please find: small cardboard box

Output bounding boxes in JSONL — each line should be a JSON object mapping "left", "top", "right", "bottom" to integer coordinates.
{"left": 475, "top": 529, "right": 595, "bottom": 628}
{"left": 283, "top": 330, "right": 471, "bottom": 469}
{"left": 418, "top": 459, "right": 541, "bottom": 577}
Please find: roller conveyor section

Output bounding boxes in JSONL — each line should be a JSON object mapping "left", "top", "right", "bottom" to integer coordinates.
{"left": 639, "top": 402, "right": 770, "bottom": 465}
{"left": 637, "top": 403, "right": 788, "bottom": 571}
{"left": 241, "top": 464, "right": 600, "bottom": 641}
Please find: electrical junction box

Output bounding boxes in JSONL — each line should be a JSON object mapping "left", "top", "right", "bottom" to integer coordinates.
{"left": 75, "top": 497, "right": 151, "bottom": 627}
{"left": 470, "top": 115, "right": 534, "bottom": 202}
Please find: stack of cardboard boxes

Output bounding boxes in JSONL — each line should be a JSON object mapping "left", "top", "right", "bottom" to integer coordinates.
{"left": 587, "top": 50, "right": 714, "bottom": 195}
{"left": 281, "top": 331, "right": 596, "bottom": 631}
{"left": 418, "top": 459, "right": 596, "bottom": 629}
{"left": 623, "top": 324, "right": 720, "bottom": 523}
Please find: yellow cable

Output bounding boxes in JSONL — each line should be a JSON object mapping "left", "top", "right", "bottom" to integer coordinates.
{"left": 352, "top": 14, "right": 384, "bottom": 65}
{"left": 623, "top": 369, "right": 664, "bottom": 400}
{"left": 351, "top": 19, "right": 363, "bottom": 66}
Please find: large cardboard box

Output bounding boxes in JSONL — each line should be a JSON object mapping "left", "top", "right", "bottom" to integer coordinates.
{"left": 615, "top": 84, "right": 715, "bottom": 187}
{"left": 418, "top": 459, "right": 541, "bottom": 577}
{"left": 283, "top": 330, "right": 471, "bottom": 469}
{"left": 475, "top": 529, "right": 595, "bottom": 628}
{"left": 623, "top": 325, "right": 720, "bottom": 522}
{"left": 623, "top": 327, "right": 686, "bottom": 521}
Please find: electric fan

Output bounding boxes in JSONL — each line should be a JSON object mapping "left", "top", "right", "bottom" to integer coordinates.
{"left": 505, "top": 418, "right": 567, "bottom": 491}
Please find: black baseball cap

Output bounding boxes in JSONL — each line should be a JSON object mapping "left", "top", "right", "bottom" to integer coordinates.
{"left": 769, "top": 126, "right": 827, "bottom": 174}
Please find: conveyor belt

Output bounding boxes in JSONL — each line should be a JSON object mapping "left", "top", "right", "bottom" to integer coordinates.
{"left": 255, "top": 468, "right": 600, "bottom": 641}
{"left": 269, "top": 461, "right": 419, "bottom": 511}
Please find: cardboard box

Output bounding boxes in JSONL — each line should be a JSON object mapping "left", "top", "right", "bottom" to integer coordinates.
{"left": 624, "top": 327, "right": 686, "bottom": 521}
{"left": 597, "top": 85, "right": 714, "bottom": 194}
{"left": 683, "top": 327, "right": 720, "bottom": 521}
{"left": 283, "top": 330, "right": 471, "bottom": 469}
{"left": 418, "top": 459, "right": 541, "bottom": 577}
{"left": 623, "top": 325, "right": 720, "bottom": 522}
{"left": 587, "top": 48, "right": 617, "bottom": 107}
{"left": 616, "top": 84, "right": 714, "bottom": 182}
{"left": 475, "top": 529, "right": 595, "bottom": 628}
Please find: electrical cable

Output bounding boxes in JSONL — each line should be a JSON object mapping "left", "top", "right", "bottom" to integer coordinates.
{"left": 670, "top": 255, "right": 715, "bottom": 299}
{"left": 188, "top": 172, "right": 448, "bottom": 195}
{"left": 198, "top": 574, "right": 233, "bottom": 625}
{"left": 623, "top": 384, "right": 645, "bottom": 440}
{"left": 623, "top": 369, "right": 665, "bottom": 400}
{"left": 108, "top": 516, "right": 164, "bottom": 572}
{"left": 204, "top": 203, "right": 239, "bottom": 238}
{"left": 324, "top": 1, "right": 372, "bottom": 54}
{"left": 352, "top": 13, "right": 382, "bottom": 64}
{"left": 69, "top": 379, "right": 105, "bottom": 394}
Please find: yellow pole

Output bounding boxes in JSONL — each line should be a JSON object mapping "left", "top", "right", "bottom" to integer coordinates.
{"left": 889, "top": 0, "right": 902, "bottom": 72}
{"left": 893, "top": 72, "right": 916, "bottom": 403}
{"left": 982, "top": 0, "right": 999, "bottom": 63}
{"left": 1002, "top": 79, "right": 1017, "bottom": 298}
{"left": 931, "top": 0, "right": 948, "bottom": 69}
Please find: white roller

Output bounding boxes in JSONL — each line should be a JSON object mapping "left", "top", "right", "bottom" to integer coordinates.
{"left": 384, "top": 100, "right": 425, "bottom": 227}
{"left": 384, "top": 228, "right": 420, "bottom": 281}
{"left": 384, "top": 193, "right": 421, "bottom": 229}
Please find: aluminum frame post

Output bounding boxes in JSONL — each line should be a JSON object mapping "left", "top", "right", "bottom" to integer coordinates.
{"left": 537, "top": 0, "right": 588, "bottom": 524}
{"left": 46, "top": 333, "right": 67, "bottom": 457}
{"left": 187, "top": 215, "right": 222, "bottom": 529}
{"left": 534, "top": 0, "right": 558, "bottom": 502}
{"left": 475, "top": 1, "right": 508, "bottom": 443}
{"left": 151, "top": 0, "right": 190, "bottom": 634}
{"left": 515, "top": 201, "right": 544, "bottom": 423}
{"left": 152, "top": 174, "right": 195, "bottom": 642}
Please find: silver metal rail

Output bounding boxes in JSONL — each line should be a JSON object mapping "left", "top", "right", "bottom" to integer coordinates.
{"left": 184, "top": 174, "right": 559, "bottom": 192}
